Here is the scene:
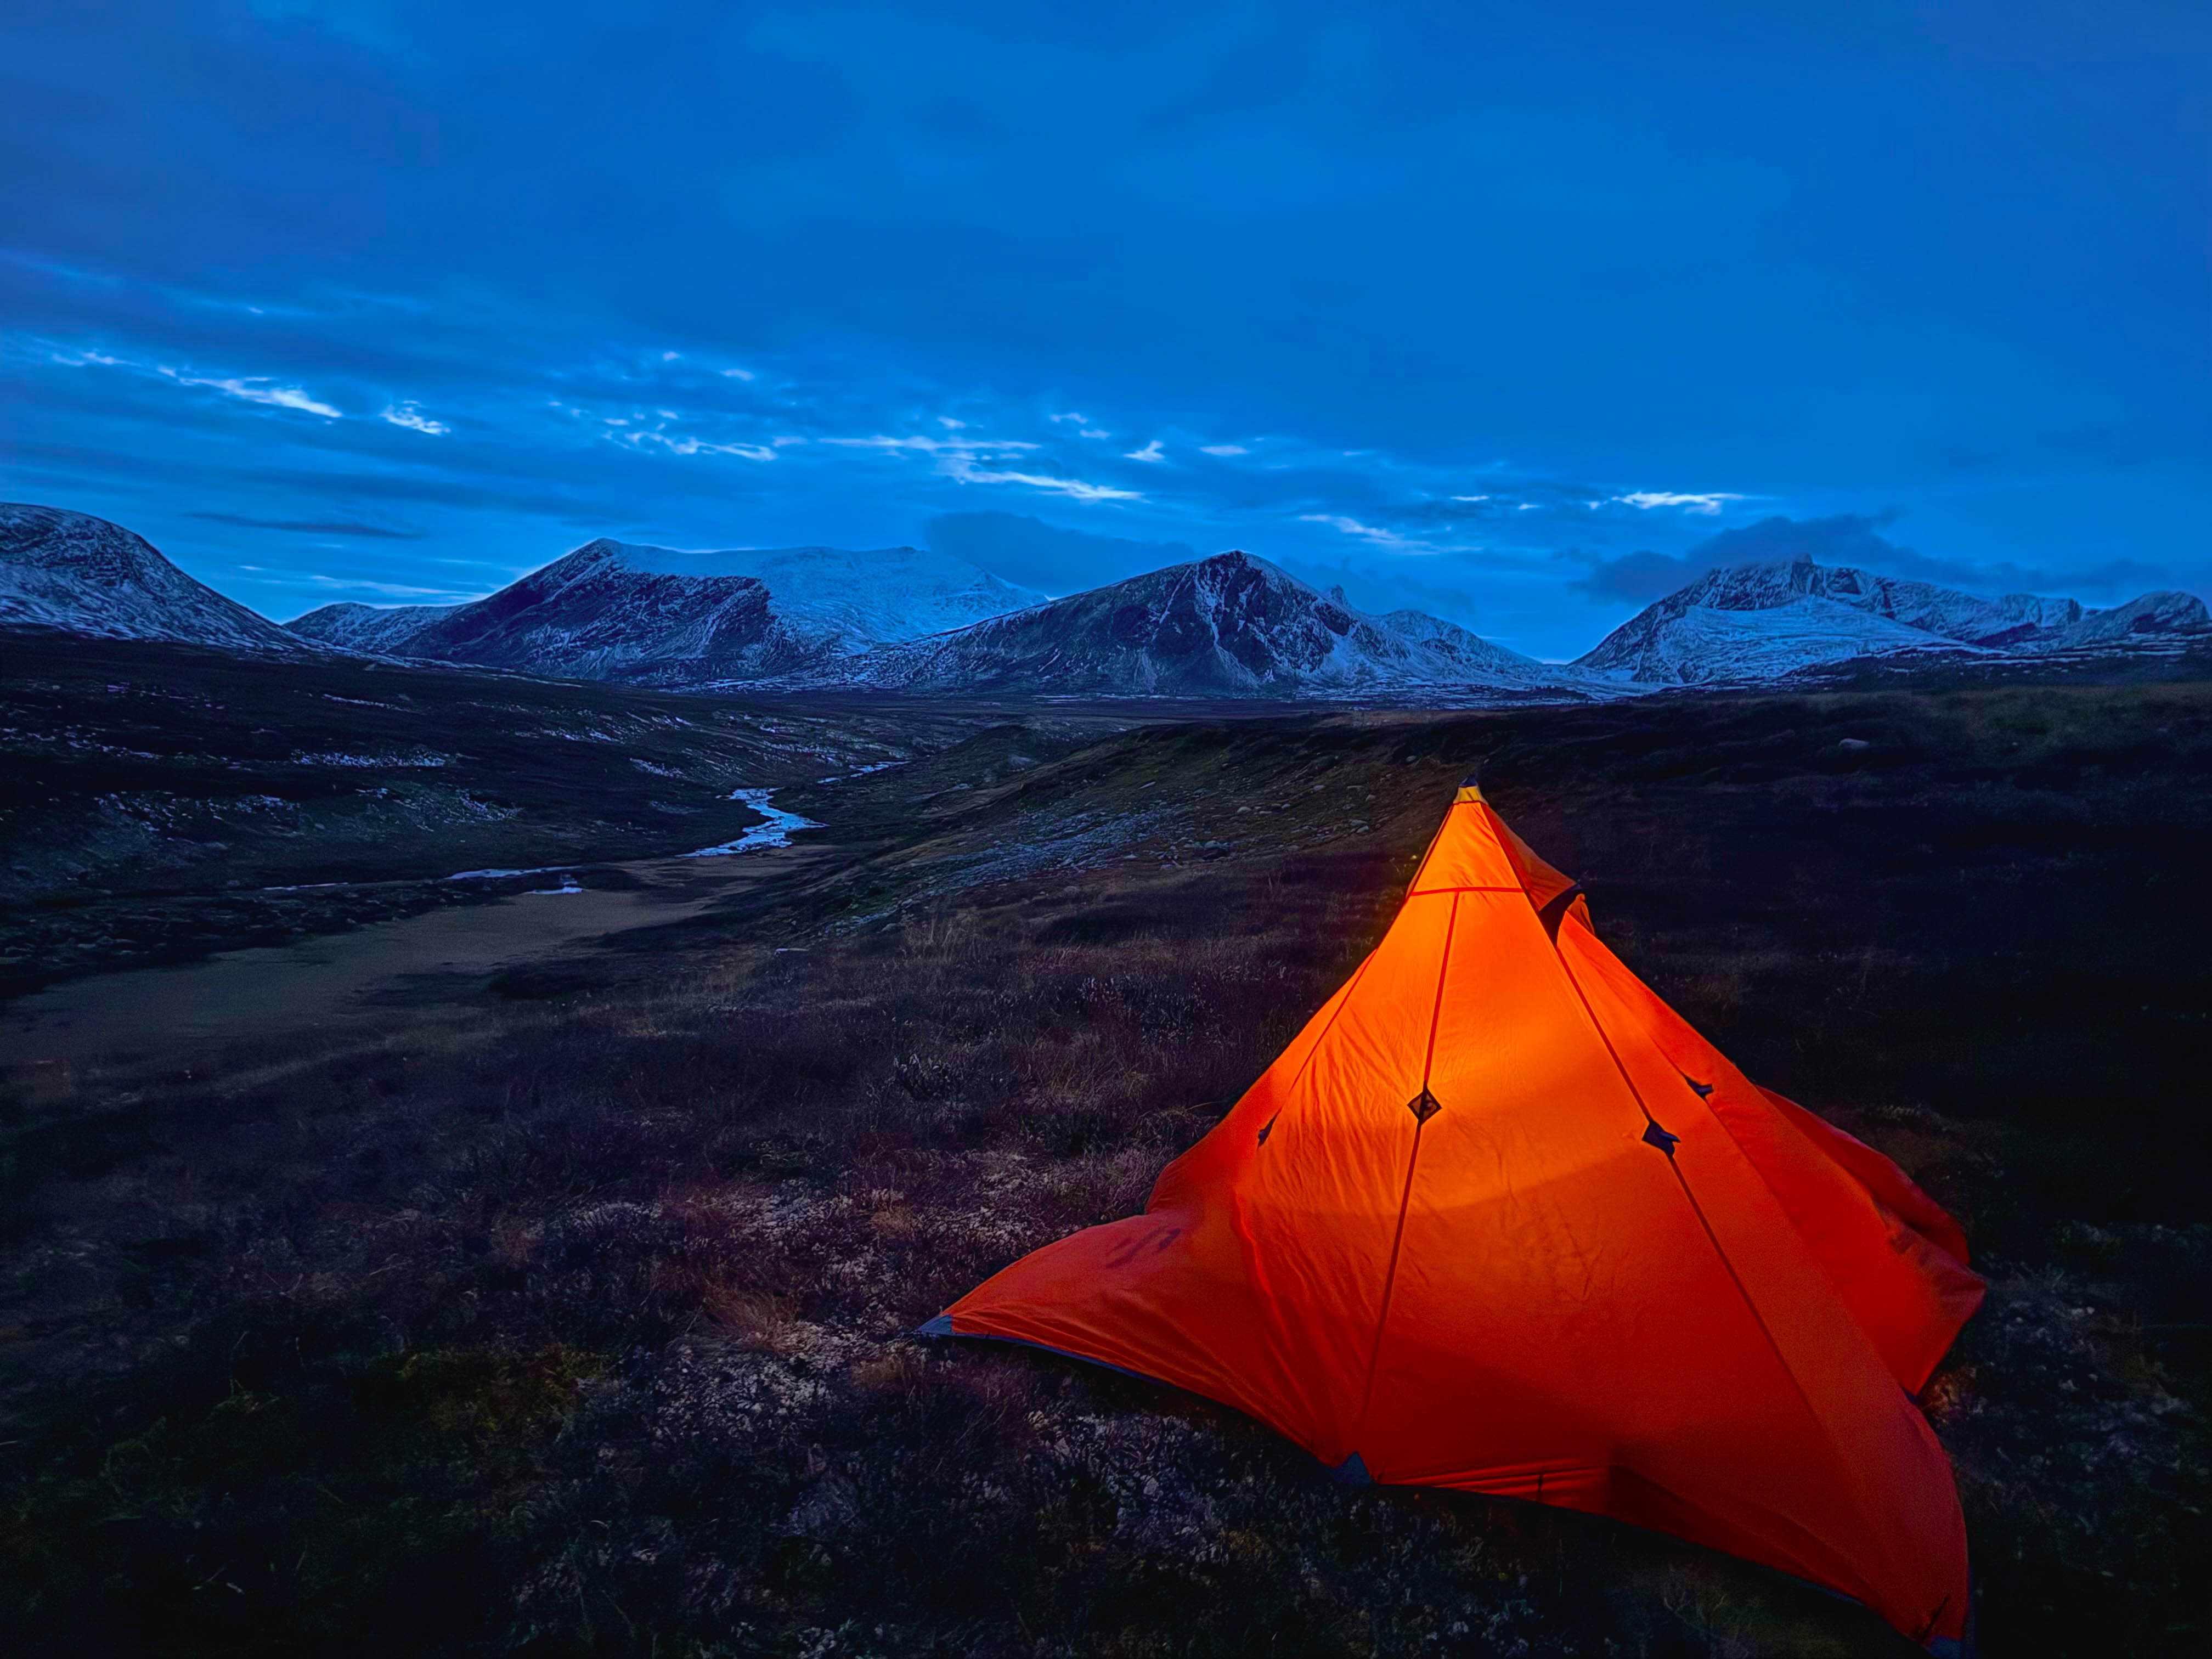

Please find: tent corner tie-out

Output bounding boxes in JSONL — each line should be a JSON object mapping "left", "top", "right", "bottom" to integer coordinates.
{"left": 921, "top": 775, "right": 1983, "bottom": 1654}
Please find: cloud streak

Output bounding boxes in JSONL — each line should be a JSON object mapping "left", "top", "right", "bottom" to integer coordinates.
{"left": 190, "top": 512, "right": 427, "bottom": 538}
{"left": 380, "top": 403, "right": 450, "bottom": 435}
{"left": 164, "top": 372, "right": 343, "bottom": 419}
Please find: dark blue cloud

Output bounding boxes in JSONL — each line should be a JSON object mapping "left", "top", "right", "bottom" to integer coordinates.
{"left": 1570, "top": 514, "right": 2174, "bottom": 606}
{"left": 189, "top": 511, "right": 426, "bottom": 537}
{"left": 2, "top": 0, "right": 2207, "bottom": 657}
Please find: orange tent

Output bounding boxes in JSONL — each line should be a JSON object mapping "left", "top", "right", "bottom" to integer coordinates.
{"left": 923, "top": 778, "right": 1983, "bottom": 1651}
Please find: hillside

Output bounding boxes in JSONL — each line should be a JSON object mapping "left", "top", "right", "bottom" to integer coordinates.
{"left": 0, "top": 502, "right": 303, "bottom": 654}
{"left": 283, "top": 599, "right": 458, "bottom": 654}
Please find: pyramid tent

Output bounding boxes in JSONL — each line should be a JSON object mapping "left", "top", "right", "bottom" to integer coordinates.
{"left": 923, "top": 779, "right": 1984, "bottom": 1651}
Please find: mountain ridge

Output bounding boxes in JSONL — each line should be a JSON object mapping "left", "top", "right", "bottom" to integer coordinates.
{"left": 8, "top": 501, "right": 2208, "bottom": 698}
{"left": 768, "top": 550, "right": 1583, "bottom": 699}
{"left": 0, "top": 503, "right": 307, "bottom": 655}
{"left": 1577, "top": 555, "right": 2210, "bottom": 684}
{"left": 287, "top": 537, "right": 1043, "bottom": 683}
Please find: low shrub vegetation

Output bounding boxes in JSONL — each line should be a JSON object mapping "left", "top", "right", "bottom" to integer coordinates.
{"left": 4, "top": 682, "right": 2208, "bottom": 1656}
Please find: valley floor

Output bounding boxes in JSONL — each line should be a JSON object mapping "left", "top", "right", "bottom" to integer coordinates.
{"left": 3, "top": 675, "right": 2209, "bottom": 1657}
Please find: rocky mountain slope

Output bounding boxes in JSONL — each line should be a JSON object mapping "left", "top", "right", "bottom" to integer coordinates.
{"left": 287, "top": 539, "right": 1041, "bottom": 682}
{"left": 1579, "top": 556, "right": 2211, "bottom": 684}
{"left": 788, "top": 550, "right": 1578, "bottom": 698}
{"left": 284, "top": 600, "right": 458, "bottom": 654}
{"left": 0, "top": 502, "right": 304, "bottom": 654}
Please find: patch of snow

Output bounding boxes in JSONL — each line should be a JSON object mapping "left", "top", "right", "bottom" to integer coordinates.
{"left": 814, "top": 759, "right": 908, "bottom": 783}
{"left": 597, "top": 540, "right": 1043, "bottom": 651}
{"left": 292, "top": 750, "right": 451, "bottom": 768}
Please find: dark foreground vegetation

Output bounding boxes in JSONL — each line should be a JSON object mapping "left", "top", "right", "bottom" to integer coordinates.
{"left": 4, "top": 680, "right": 2209, "bottom": 1657}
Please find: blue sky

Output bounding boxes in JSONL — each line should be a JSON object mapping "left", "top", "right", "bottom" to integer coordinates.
{"left": 3, "top": 1, "right": 2206, "bottom": 658}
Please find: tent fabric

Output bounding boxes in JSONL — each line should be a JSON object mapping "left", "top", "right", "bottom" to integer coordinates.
{"left": 924, "top": 781, "right": 1982, "bottom": 1651}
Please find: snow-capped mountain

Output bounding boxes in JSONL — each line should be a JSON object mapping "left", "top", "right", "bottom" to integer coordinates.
{"left": 2054, "top": 589, "right": 2212, "bottom": 647}
{"left": 286, "top": 538, "right": 1041, "bottom": 683}
{"left": 284, "top": 600, "right": 458, "bottom": 654}
{"left": 26, "top": 499, "right": 2202, "bottom": 700}
{"left": 0, "top": 503, "right": 305, "bottom": 653}
{"left": 786, "top": 550, "right": 1577, "bottom": 698}
{"left": 1578, "top": 557, "right": 2211, "bottom": 685}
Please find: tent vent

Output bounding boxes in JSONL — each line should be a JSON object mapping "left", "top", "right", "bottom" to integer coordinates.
{"left": 1641, "top": 1120, "right": 1681, "bottom": 1156}
{"left": 1407, "top": 1087, "right": 1442, "bottom": 1124}
{"left": 1257, "top": 1113, "right": 1279, "bottom": 1147}
{"left": 1682, "top": 1075, "right": 1715, "bottom": 1099}
{"left": 1536, "top": 883, "right": 1585, "bottom": 942}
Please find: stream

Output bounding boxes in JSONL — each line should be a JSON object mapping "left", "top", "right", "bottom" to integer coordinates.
{"left": 3, "top": 789, "right": 826, "bottom": 1074}
{"left": 682, "top": 788, "right": 825, "bottom": 857}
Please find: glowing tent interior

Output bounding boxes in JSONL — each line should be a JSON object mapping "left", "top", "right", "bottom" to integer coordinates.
{"left": 923, "top": 777, "right": 1984, "bottom": 1651}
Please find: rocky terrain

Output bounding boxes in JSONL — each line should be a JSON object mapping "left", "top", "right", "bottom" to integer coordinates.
{"left": 1578, "top": 554, "right": 2212, "bottom": 685}
{"left": 280, "top": 599, "right": 456, "bottom": 655}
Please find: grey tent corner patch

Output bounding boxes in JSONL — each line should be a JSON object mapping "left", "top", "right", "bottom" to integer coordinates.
{"left": 1641, "top": 1120, "right": 1681, "bottom": 1156}
{"left": 1407, "top": 1087, "right": 1442, "bottom": 1124}
{"left": 1329, "top": 1451, "right": 1373, "bottom": 1486}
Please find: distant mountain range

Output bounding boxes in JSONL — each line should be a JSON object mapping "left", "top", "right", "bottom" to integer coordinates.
{"left": 290, "top": 537, "right": 1565, "bottom": 698}
{"left": 4, "top": 501, "right": 2207, "bottom": 699}
{"left": 769, "top": 550, "right": 1571, "bottom": 697}
{"left": 1578, "top": 557, "right": 2211, "bottom": 685}
{"left": 288, "top": 538, "right": 1043, "bottom": 683}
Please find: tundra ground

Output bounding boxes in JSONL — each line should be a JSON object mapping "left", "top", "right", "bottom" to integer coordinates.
{"left": 4, "top": 678, "right": 2208, "bottom": 1657}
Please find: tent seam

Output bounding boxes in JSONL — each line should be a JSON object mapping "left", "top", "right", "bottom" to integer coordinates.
{"left": 1550, "top": 944, "right": 1859, "bottom": 1502}
{"left": 1353, "top": 888, "right": 1463, "bottom": 1436}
